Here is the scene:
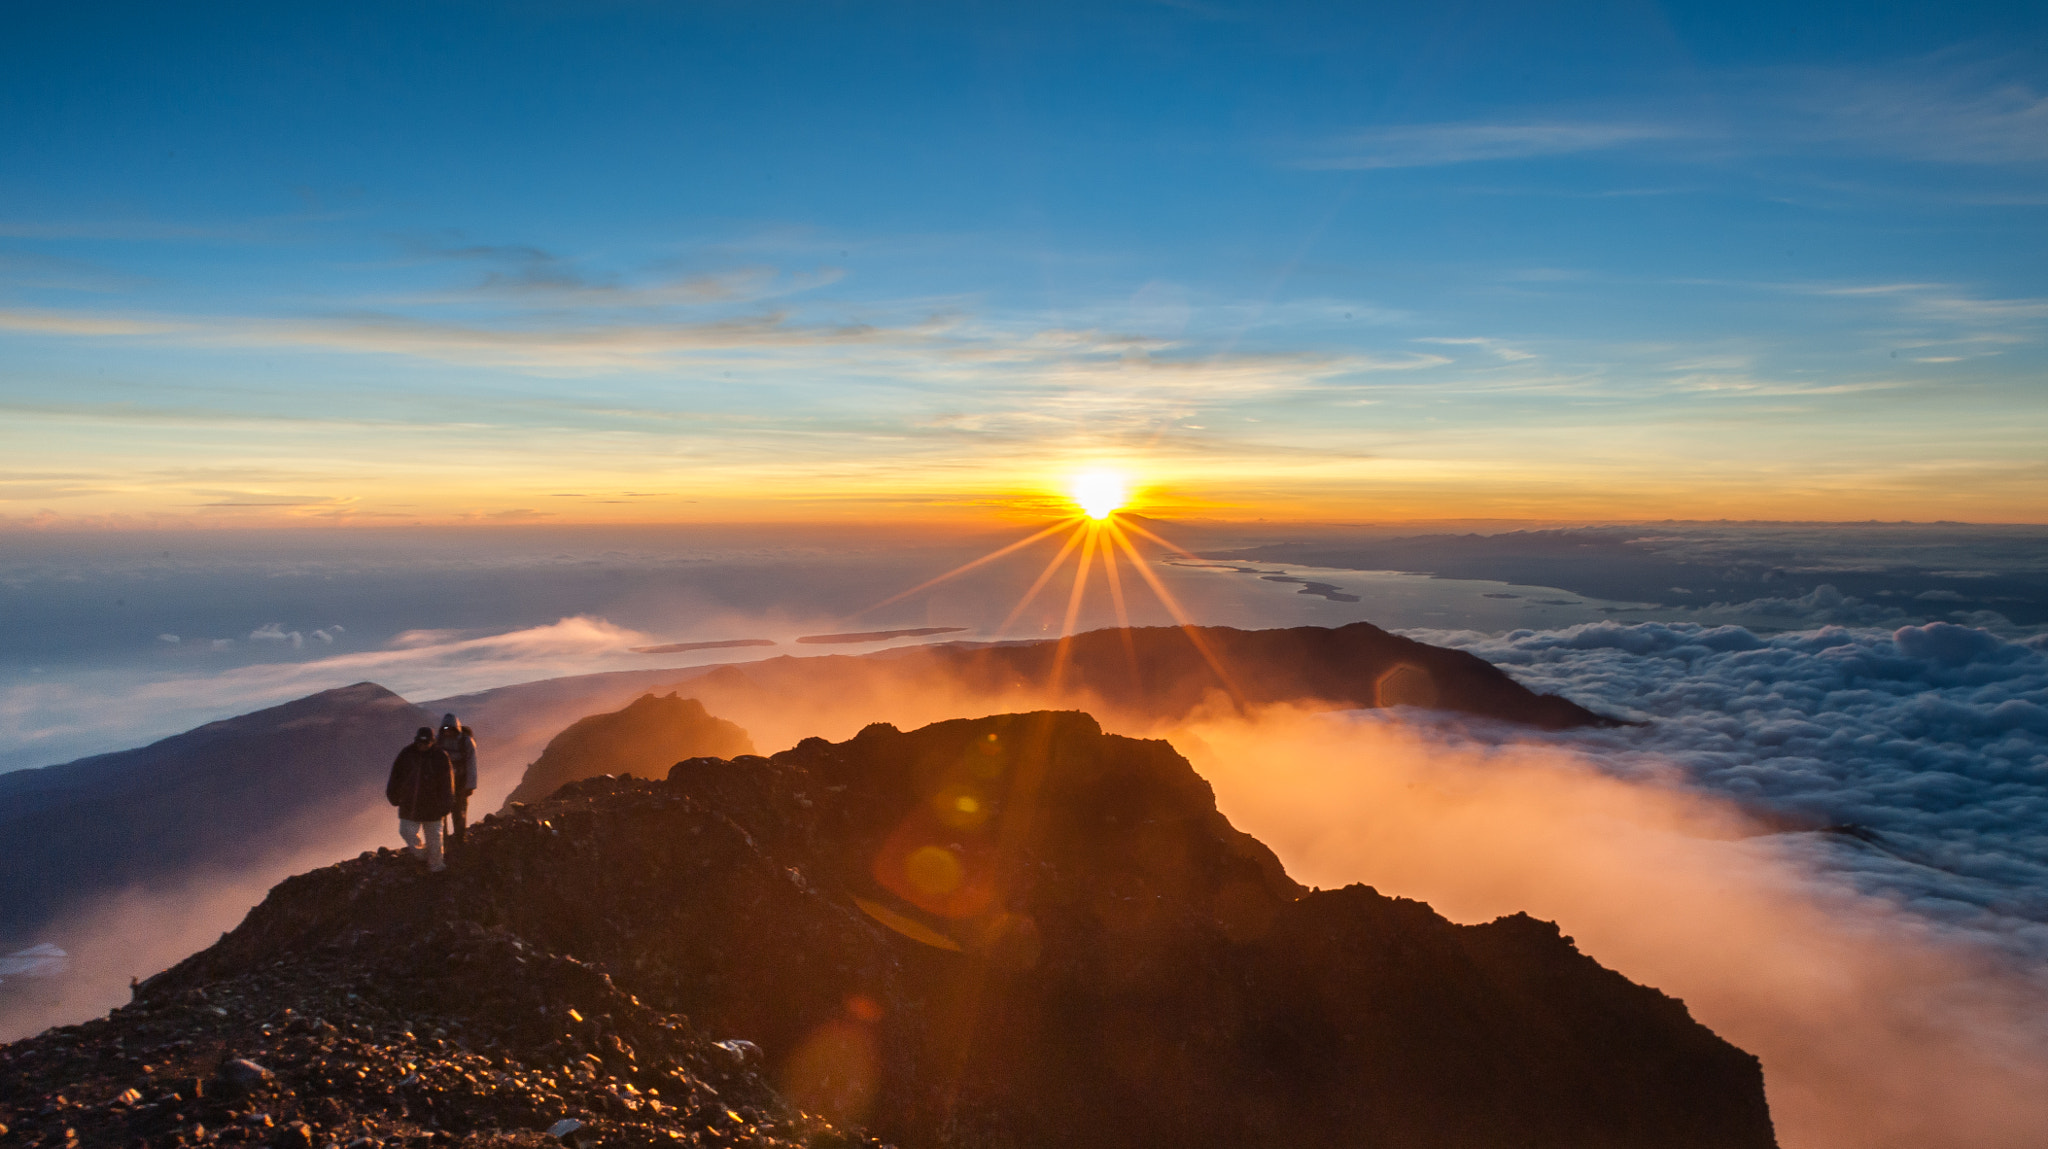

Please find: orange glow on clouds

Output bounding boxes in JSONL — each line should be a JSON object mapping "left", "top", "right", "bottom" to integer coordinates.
{"left": 3, "top": 438, "right": 2046, "bottom": 528}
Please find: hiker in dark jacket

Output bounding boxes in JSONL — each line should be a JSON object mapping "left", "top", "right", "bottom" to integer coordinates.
{"left": 437, "top": 713, "right": 480, "bottom": 847}
{"left": 387, "top": 726, "right": 456, "bottom": 872}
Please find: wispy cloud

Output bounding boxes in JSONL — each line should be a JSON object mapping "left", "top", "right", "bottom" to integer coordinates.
{"left": 0, "top": 616, "right": 665, "bottom": 770}
{"left": 0, "top": 310, "right": 182, "bottom": 337}
{"left": 1666, "top": 373, "right": 1904, "bottom": 398}
{"left": 0, "top": 295, "right": 1447, "bottom": 423}
{"left": 0, "top": 305, "right": 901, "bottom": 372}
{"left": 1774, "top": 60, "right": 2048, "bottom": 165}
{"left": 1701, "top": 278, "right": 2048, "bottom": 352}
{"left": 1301, "top": 121, "right": 1681, "bottom": 170}
{"left": 0, "top": 206, "right": 363, "bottom": 244}
{"left": 193, "top": 491, "right": 356, "bottom": 509}
{"left": 1812, "top": 283, "right": 1949, "bottom": 297}
{"left": 0, "top": 251, "right": 146, "bottom": 294}
{"left": 1910, "top": 294, "right": 2048, "bottom": 324}
{"left": 1301, "top": 57, "right": 2048, "bottom": 177}
{"left": 1417, "top": 336, "right": 1536, "bottom": 362}
{"left": 0, "top": 478, "right": 114, "bottom": 501}
{"left": 1147, "top": 0, "right": 1243, "bottom": 21}
{"left": 390, "top": 237, "right": 844, "bottom": 307}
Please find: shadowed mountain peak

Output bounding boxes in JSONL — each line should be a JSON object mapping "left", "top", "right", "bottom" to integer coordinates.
{"left": 504, "top": 692, "right": 756, "bottom": 808}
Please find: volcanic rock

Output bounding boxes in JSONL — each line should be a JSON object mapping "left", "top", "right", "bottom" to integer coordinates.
{"left": 504, "top": 693, "right": 755, "bottom": 808}
{"left": 1, "top": 710, "right": 1774, "bottom": 1148}
{"left": 0, "top": 858, "right": 879, "bottom": 1149}
{"left": 217, "top": 1057, "right": 273, "bottom": 1091}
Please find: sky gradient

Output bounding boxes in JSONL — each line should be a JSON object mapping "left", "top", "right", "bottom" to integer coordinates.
{"left": 4, "top": 1, "right": 2046, "bottom": 525}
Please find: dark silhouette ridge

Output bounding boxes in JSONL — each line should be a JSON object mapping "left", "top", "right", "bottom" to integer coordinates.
{"left": 439, "top": 621, "right": 1612, "bottom": 764}
{"left": 670, "top": 622, "right": 1618, "bottom": 734}
{"left": 796, "top": 627, "right": 968, "bottom": 644}
{"left": 503, "top": 692, "right": 756, "bottom": 808}
{"left": 918, "top": 622, "right": 1617, "bottom": 729}
{"left": 0, "top": 683, "right": 430, "bottom": 941}
{"left": 630, "top": 638, "right": 777, "bottom": 654}
{"left": 48, "top": 711, "right": 1777, "bottom": 1149}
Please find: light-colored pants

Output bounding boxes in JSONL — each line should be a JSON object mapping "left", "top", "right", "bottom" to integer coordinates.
{"left": 400, "top": 818, "right": 445, "bottom": 871}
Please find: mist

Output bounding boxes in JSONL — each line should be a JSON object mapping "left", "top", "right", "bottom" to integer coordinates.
{"left": 0, "top": 802, "right": 396, "bottom": 1042}
{"left": 16, "top": 681, "right": 2046, "bottom": 1145}
{"left": 1173, "top": 705, "right": 2048, "bottom": 1149}
{"left": 1, "top": 521, "right": 1353, "bottom": 771}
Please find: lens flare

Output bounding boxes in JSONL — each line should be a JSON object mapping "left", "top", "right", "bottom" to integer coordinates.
{"left": 1071, "top": 471, "right": 1128, "bottom": 520}
{"left": 850, "top": 470, "right": 1242, "bottom": 708}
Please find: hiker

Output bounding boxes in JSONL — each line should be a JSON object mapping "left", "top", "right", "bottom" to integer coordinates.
{"left": 437, "top": 713, "right": 480, "bottom": 847}
{"left": 387, "top": 726, "right": 456, "bottom": 872}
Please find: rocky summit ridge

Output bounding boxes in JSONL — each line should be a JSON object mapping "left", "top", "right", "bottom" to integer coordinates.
{"left": 0, "top": 711, "right": 1775, "bottom": 1149}
{"left": 503, "top": 694, "right": 755, "bottom": 809}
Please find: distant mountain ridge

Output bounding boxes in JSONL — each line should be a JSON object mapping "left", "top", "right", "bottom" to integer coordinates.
{"left": 568, "top": 620, "right": 1617, "bottom": 773}
{"left": 487, "top": 621, "right": 1612, "bottom": 821}
{"left": 911, "top": 621, "right": 1614, "bottom": 729}
{"left": 0, "top": 683, "right": 429, "bottom": 942}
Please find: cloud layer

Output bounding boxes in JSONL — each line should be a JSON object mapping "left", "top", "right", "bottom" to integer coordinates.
{"left": 1409, "top": 620, "right": 2048, "bottom": 966}
{"left": 1189, "top": 616, "right": 2048, "bottom": 1144}
{"left": 0, "top": 616, "right": 665, "bottom": 772}
{"left": 1182, "top": 702, "right": 2048, "bottom": 1149}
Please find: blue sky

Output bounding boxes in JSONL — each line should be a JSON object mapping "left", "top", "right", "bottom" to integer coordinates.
{"left": 3, "top": 1, "right": 2045, "bottom": 523}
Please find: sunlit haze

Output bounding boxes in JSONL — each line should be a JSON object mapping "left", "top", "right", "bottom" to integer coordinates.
{"left": 2, "top": 2, "right": 2045, "bottom": 527}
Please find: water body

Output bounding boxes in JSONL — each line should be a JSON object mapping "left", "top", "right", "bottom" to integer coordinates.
{"left": 1163, "top": 560, "right": 1648, "bottom": 631}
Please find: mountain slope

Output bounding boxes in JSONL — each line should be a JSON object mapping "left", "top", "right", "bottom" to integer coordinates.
{"left": 0, "top": 683, "right": 429, "bottom": 941}
{"left": 504, "top": 693, "right": 756, "bottom": 807}
{"left": 8, "top": 710, "right": 1776, "bottom": 1149}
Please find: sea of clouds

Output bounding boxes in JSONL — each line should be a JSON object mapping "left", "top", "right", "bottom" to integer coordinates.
{"left": 13, "top": 612, "right": 2041, "bottom": 1146}
{"left": 7, "top": 529, "right": 2047, "bottom": 1145}
{"left": 1178, "top": 617, "right": 2048, "bottom": 1149}
{"left": 1418, "top": 618, "right": 2048, "bottom": 968}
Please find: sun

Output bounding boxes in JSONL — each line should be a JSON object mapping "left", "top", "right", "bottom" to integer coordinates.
{"left": 1070, "top": 470, "right": 1128, "bottom": 520}
{"left": 854, "top": 465, "right": 1236, "bottom": 699}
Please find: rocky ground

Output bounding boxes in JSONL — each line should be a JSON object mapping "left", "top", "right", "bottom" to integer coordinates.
{"left": 0, "top": 849, "right": 878, "bottom": 1149}
{"left": 0, "top": 709, "right": 1775, "bottom": 1149}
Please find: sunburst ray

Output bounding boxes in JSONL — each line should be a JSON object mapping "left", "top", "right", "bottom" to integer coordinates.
{"left": 1048, "top": 522, "right": 1102, "bottom": 692}
{"left": 997, "top": 520, "right": 1089, "bottom": 636}
{"left": 1097, "top": 527, "right": 1141, "bottom": 675}
{"left": 857, "top": 516, "right": 1083, "bottom": 616}
{"left": 1104, "top": 519, "right": 1243, "bottom": 707}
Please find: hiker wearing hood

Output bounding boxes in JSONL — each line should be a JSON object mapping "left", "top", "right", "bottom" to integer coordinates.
{"left": 437, "top": 713, "right": 480, "bottom": 847}
{"left": 387, "top": 726, "right": 456, "bottom": 872}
